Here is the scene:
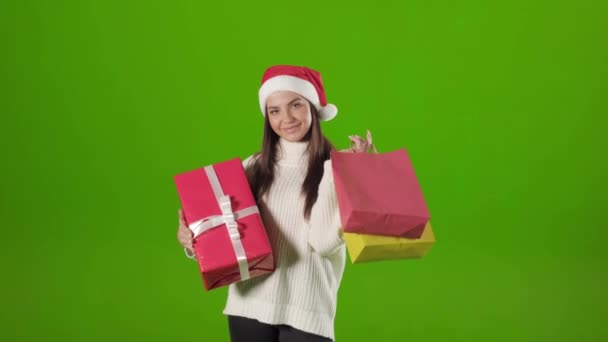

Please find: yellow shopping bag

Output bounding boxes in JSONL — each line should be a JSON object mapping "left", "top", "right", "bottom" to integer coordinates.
{"left": 344, "top": 221, "right": 435, "bottom": 263}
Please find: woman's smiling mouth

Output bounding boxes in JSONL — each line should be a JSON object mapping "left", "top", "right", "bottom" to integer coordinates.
{"left": 283, "top": 123, "right": 301, "bottom": 133}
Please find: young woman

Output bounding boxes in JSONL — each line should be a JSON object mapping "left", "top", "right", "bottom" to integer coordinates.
{"left": 177, "top": 65, "right": 373, "bottom": 341}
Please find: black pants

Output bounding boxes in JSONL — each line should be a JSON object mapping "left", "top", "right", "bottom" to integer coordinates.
{"left": 228, "top": 315, "right": 333, "bottom": 342}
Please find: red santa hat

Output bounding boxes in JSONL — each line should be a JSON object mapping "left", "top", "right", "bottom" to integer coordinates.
{"left": 258, "top": 65, "right": 338, "bottom": 121}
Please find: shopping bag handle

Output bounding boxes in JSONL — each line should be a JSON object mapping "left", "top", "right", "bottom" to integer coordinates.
{"left": 369, "top": 143, "right": 378, "bottom": 154}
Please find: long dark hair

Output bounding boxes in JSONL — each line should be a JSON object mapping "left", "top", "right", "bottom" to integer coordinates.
{"left": 246, "top": 102, "right": 335, "bottom": 221}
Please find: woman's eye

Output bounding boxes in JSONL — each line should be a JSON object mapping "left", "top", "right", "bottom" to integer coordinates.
{"left": 293, "top": 103, "right": 301, "bottom": 108}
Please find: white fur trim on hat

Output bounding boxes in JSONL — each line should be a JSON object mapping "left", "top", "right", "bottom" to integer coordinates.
{"left": 258, "top": 75, "right": 337, "bottom": 121}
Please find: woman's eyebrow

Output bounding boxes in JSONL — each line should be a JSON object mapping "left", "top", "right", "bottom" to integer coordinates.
{"left": 267, "top": 98, "right": 302, "bottom": 109}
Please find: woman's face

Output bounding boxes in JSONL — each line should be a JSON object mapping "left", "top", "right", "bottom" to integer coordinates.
{"left": 266, "top": 91, "right": 312, "bottom": 142}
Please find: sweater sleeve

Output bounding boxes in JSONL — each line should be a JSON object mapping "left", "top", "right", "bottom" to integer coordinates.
{"left": 242, "top": 154, "right": 257, "bottom": 169}
{"left": 307, "top": 159, "right": 345, "bottom": 257}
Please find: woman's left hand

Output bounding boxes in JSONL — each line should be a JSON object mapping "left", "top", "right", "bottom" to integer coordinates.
{"left": 339, "top": 129, "right": 374, "bottom": 153}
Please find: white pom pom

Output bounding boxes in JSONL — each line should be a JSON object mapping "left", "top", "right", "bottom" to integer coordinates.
{"left": 318, "top": 103, "right": 338, "bottom": 121}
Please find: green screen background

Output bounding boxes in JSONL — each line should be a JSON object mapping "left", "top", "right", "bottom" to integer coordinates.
{"left": 2, "top": 0, "right": 606, "bottom": 340}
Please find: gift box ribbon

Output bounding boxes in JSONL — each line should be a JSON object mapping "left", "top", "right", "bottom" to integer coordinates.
{"left": 187, "top": 165, "right": 259, "bottom": 281}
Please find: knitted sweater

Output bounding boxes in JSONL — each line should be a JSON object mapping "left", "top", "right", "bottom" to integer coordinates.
{"left": 222, "top": 137, "right": 346, "bottom": 340}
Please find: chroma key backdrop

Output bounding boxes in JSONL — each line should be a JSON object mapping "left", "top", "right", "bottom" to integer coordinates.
{"left": 1, "top": 0, "right": 606, "bottom": 341}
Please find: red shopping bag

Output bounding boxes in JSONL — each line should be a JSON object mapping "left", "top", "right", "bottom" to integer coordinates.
{"left": 331, "top": 148, "right": 430, "bottom": 238}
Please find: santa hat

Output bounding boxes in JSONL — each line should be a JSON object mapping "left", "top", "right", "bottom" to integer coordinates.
{"left": 258, "top": 65, "right": 338, "bottom": 121}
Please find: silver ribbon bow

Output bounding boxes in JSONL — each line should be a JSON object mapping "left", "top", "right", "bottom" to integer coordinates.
{"left": 186, "top": 165, "right": 259, "bottom": 281}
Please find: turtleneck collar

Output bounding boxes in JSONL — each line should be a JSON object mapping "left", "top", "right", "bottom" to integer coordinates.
{"left": 276, "top": 137, "right": 309, "bottom": 166}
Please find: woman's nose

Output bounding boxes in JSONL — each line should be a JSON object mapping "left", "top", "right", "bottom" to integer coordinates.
{"left": 285, "top": 109, "right": 296, "bottom": 120}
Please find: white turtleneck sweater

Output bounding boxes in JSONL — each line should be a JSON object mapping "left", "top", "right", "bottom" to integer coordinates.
{"left": 221, "top": 137, "right": 346, "bottom": 340}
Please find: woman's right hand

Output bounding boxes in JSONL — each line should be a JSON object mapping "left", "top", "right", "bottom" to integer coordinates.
{"left": 177, "top": 208, "right": 195, "bottom": 256}
{"left": 339, "top": 129, "right": 374, "bottom": 153}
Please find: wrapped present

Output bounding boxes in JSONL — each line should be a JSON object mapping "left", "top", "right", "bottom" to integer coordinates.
{"left": 331, "top": 149, "right": 430, "bottom": 238}
{"left": 344, "top": 221, "right": 435, "bottom": 263}
{"left": 174, "top": 157, "right": 275, "bottom": 290}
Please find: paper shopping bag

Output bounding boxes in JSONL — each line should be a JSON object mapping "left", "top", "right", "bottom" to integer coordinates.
{"left": 331, "top": 148, "right": 430, "bottom": 238}
{"left": 344, "top": 221, "right": 435, "bottom": 263}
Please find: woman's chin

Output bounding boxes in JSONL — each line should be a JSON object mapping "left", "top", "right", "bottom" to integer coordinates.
{"left": 281, "top": 132, "right": 304, "bottom": 142}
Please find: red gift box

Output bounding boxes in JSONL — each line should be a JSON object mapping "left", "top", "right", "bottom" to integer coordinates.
{"left": 174, "top": 157, "right": 275, "bottom": 290}
{"left": 331, "top": 149, "right": 430, "bottom": 238}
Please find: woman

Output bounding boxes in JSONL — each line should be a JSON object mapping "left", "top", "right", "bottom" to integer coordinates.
{"left": 177, "top": 65, "right": 373, "bottom": 341}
